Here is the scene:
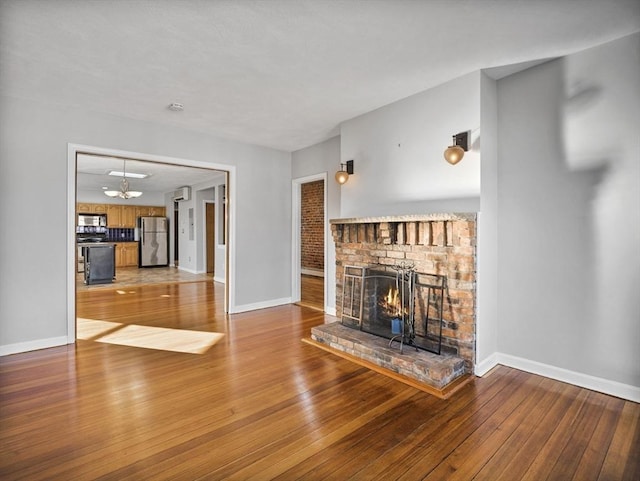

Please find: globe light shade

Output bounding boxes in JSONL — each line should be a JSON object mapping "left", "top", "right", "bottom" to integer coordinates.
{"left": 444, "top": 145, "right": 465, "bottom": 165}
{"left": 335, "top": 169, "right": 350, "bottom": 184}
{"left": 335, "top": 160, "right": 354, "bottom": 184}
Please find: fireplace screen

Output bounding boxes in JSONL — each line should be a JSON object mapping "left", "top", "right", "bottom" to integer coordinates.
{"left": 341, "top": 264, "right": 445, "bottom": 354}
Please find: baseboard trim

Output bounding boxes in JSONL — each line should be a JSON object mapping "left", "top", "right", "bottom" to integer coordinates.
{"left": 478, "top": 352, "right": 640, "bottom": 402}
{"left": 232, "top": 297, "right": 292, "bottom": 314}
{"left": 301, "top": 268, "right": 324, "bottom": 278}
{"left": 474, "top": 352, "right": 500, "bottom": 377}
{"left": 176, "top": 266, "right": 199, "bottom": 274}
{"left": 213, "top": 276, "right": 225, "bottom": 284}
{"left": 0, "top": 336, "right": 70, "bottom": 357}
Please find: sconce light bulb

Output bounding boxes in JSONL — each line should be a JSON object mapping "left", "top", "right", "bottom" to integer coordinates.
{"left": 444, "top": 145, "right": 465, "bottom": 165}
{"left": 335, "top": 170, "right": 349, "bottom": 184}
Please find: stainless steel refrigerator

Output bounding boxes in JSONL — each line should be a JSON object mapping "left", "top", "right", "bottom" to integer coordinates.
{"left": 138, "top": 216, "right": 169, "bottom": 267}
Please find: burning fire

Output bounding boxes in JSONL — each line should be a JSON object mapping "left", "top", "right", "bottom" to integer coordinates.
{"left": 383, "top": 286, "right": 400, "bottom": 316}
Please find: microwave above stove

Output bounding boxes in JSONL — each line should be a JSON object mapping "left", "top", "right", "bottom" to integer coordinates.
{"left": 78, "top": 213, "right": 107, "bottom": 227}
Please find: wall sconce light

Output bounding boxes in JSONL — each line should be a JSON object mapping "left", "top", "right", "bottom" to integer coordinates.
{"left": 335, "top": 160, "right": 354, "bottom": 184}
{"left": 444, "top": 131, "right": 469, "bottom": 165}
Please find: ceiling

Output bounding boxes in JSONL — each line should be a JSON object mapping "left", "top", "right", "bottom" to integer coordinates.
{"left": 76, "top": 154, "right": 224, "bottom": 195}
{"left": 1, "top": 0, "right": 639, "bottom": 153}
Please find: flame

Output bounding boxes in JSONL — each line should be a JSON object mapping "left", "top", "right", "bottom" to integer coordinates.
{"left": 385, "top": 286, "right": 400, "bottom": 316}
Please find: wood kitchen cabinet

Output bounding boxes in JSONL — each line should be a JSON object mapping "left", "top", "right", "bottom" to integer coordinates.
{"left": 77, "top": 203, "right": 107, "bottom": 214}
{"left": 114, "top": 242, "right": 139, "bottom": 267}
{"left": 122, "top": 206, "right": 137, "bottom": 227}
{"left": 136, "top": 205, "right": 166, "bottom": 217}
{"left": 77, "top": 203, "right": 164, "bottom": 226}
{"left": 106, "top": 205, "right": 137, "bottom": 228}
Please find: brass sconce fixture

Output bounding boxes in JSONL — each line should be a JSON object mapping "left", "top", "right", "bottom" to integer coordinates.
{"left": 444, "top": 132, "right": 469, "bottom": 165}
{"left": 335, "top": 160, "right": 354, "bottom": 184}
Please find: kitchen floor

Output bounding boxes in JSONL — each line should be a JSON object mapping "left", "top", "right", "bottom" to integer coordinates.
{"left": 76, "top": 266, "right": 212, "bottom": 291}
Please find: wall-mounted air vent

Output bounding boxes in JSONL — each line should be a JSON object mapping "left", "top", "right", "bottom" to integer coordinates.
{"left": 173, "top": 186, "right": 191, "bottom": 201}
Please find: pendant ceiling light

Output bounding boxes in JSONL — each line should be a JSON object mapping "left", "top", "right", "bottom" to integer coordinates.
{"left": 444, "top": 131, "right": 469, "bottom": 165}
{"left": 104, "top": 160, "right": 143, "bottom": 199}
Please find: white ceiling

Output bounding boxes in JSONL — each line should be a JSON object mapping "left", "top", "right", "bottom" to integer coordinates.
{"left": 1, "top": 0, "right": 639, "bottom": 154}
{"left": 76, "top": 154, "right": 224, "bottom": 194}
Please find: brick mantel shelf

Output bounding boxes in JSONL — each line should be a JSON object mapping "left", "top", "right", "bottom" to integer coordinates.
{"left": 330, "top": 212, "right": 476, "bottom": 225}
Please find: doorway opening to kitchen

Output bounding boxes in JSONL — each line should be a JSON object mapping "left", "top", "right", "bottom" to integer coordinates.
{"left": 68, "top": 144, "right": 234, "bottom": 347}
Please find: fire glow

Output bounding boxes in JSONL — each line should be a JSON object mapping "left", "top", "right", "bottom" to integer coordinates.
{"left": 383, "top": 286, "right": 400, "bottom": 317}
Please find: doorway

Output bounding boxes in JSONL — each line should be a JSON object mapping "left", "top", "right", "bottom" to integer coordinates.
{"left": 292, "top": 173, "right": 327, "bottom": 312}
{"left": 300, "top": 180, "right": 324, "bottom": 310}
{"left": 67, "top": 144, "right": 235, "bottom": 343}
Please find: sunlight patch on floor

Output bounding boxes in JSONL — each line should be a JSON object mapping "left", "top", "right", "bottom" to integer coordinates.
{"left": 77, "top": 318, "right": 224, "bottom": 354}
{"left": 77, "top": 318, "right": 123, "bottom": 339}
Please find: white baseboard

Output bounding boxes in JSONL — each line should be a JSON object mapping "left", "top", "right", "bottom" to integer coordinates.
{"left": 177, "top": 266, "right": 199, "bottom": 274}
{"left": 301, "top": 268, "right": 324, "bottom": 278}
{"left": 474, "top": 352, "right": 500, "bottom": 377}
{"left": 231, "top": 297, "right": 292, "bottom": 314}
{"left": 0, "top": 336, "right": 69, "bottom": 357}
{"left": 213, "top": 276, "right": 225, "bottom": 284}
{"left": 477, "top": 352, "right": 640, "bottom": 403}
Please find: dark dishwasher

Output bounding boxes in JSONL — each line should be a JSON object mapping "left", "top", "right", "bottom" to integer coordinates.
{"left": 83, "top": 244, "right": 115, "bottom": 285}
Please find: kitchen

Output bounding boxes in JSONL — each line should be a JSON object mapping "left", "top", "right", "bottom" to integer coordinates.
{"left": 76, "top": 153, "right": 227, "bottom": 288}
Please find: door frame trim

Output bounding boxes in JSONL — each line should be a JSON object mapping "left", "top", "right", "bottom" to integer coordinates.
{"left": 67, "top": 143, "right": 236, "bottom": 343}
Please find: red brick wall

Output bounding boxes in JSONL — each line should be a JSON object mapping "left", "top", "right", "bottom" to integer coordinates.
{"left": 301, "top": 181, "right": 324, "bottom": 271}
{"left": 332, "top": 215, "right": 476, "bottom": 372}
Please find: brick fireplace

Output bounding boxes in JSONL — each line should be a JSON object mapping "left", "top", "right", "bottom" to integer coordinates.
{"left": 310, "top": 213, "right": 476, "bottom": 391}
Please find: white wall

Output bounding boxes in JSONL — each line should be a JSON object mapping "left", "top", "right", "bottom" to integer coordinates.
{"left": 175, "top": 186, "right": 216, "bottom": 275}
{"left": 0, "top": 95, "right": 291, "bottom": 352}
{"left": 177, "top": 197, "right": 196, "bottom": 272}
{"left": 475, "top": 72, "right": 499, "bottom": 372}
{"left": 563, "top": 33, "right": 640, "bottom": 388}
{"left": 292, "top": 136, "right": 341, "bottom": 314}
{"left": 214, "top": 178, "right": 227, "bottom": 284}
{"left": 496, "top": 33, "right": 639, "bottom": 390}
{"left": 339, "top": 71, "right": 481, "bottom": 218}
{"left": 195, "top": 185, "right": 215, "bottom": 274}
{"left": 77, "top": 189, "right": 166, "bottom": 206}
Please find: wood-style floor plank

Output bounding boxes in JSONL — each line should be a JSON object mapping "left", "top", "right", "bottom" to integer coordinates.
{"left": 599, "top": 400, "right": 640, "bottom": 481}
{"left": 1, "top": 281, "right": 638, "bottom": 480}
{"left": 298, "top": 274, "right": 324, "bottom": 311}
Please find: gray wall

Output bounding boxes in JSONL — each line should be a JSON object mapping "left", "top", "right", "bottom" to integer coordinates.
{"left": 0, "top": 95, "right": 291, "bottom": 351}
{"left": 496, "top": 33, "right": 640, "bottom": 388}
{"left": 339, "top": 71, "right": 481, "bottom": 218}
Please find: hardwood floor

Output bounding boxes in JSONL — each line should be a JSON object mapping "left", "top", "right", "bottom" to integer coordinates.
{"left": 1, "top": 281, "right": 638, "bottom": 480}
{"left": 298, "top": 274, "right": 324, "bottom": 310}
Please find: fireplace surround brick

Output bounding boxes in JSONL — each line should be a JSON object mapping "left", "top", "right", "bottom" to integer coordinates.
{"left": 331, "top": 213, "right": 477, "bottom": 373}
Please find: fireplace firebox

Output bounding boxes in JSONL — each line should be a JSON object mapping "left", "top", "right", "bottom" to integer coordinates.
{"left": 341, "top": 263, "right": 446, "bottom": 355}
